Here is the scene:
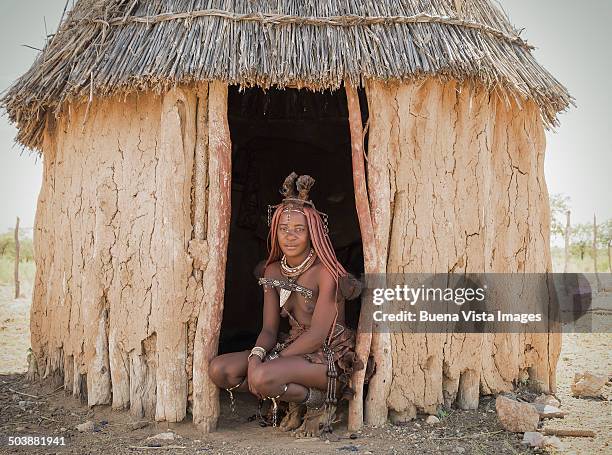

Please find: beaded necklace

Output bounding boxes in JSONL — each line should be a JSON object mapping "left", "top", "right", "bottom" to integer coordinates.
{"left": 278, "top": 248, "right": 316, "bottom": 307}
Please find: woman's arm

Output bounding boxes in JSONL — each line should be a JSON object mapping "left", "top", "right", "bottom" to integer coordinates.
{"left": 278, "top": 267, "right": 338, "bottom": 357}
{"left": 249, "top": 266, "right": 281, "bottom": 362}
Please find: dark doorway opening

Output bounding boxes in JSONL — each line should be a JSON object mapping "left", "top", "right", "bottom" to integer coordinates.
{"left": 219, "top": 85, "right": 368, "bottom": 355}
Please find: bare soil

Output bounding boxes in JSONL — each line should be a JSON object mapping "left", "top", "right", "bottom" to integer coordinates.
{"left": 0, "top": 285, "right": 610, "bottom": 454}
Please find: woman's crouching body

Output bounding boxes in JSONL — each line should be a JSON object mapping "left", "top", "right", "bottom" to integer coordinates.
{"left": 208, "top": 172, "right": 364, "bottom": 436}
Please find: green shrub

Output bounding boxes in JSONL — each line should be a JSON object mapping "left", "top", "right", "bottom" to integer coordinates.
{"left": 0, "top": 230, "right": 34, "bottom": 261}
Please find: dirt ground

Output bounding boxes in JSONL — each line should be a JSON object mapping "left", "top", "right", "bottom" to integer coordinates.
{"left": 0, "top": 284, "right": 610, "bottom": 454}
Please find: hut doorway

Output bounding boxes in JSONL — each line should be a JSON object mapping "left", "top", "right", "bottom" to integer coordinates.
{"left": 219, "top": 86, "right": 367, "bottom": 354}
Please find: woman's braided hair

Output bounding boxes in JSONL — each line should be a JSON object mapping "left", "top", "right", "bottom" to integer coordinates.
{"left": 265, "top": 172, "right": 348, "bottom": 287}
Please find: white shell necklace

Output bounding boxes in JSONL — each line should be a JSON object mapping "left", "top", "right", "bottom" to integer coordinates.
{"left": 279, "top": 248, "right": 316, "bottom": 308}
{"left": 280, "top": 248, "right": 316, "bottom": 278}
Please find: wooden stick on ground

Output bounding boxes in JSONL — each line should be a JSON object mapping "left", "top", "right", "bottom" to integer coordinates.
{"left": 9, "top": 388, "right": 39, "bottom": 399}
{"left": 543, "top": 428, "right": 596, "bottom": 438}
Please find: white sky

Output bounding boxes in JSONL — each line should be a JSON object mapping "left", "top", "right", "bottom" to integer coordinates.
{"left": 0, "top": 0, "right": 610, "bottom": 235}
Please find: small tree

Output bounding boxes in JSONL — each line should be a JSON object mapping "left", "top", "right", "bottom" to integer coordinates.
{"left": 570, "top": 223, "right": 592, "bottom": 263}
{"left": 549, "top": 193, "right": 570, "bottom": 241}
{"left": 597, "top": 219, "right": 612, "bottom": 273}
{"left": 0, "top": 229, "right": 34, "bottom": 261}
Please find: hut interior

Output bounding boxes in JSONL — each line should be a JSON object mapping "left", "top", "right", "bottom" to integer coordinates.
{"left": 219, "top": 86, "right": 367, "bottom": 354}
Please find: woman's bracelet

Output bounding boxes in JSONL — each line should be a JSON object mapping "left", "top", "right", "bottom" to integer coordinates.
{"left": 248, "top": 346, "right": 266, "bottom": 362}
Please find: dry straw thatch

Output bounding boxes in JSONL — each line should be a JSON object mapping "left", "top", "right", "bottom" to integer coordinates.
{"left": 2, "top": 0, "right": 571, "bottom": 151}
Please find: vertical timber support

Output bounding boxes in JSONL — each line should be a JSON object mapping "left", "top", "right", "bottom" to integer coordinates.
{"left": 362, "top": 80, "right": 394, "bottom": 426}
{"left": 192, "top": 81, "right": 232, "bottom": 432}
{"left": 345, "top": 83, "right": 376, "bottom": 431}
{"left": 345, "top": 81, "right": 393, "bottom": 428}
{"left": 153, "top": 87, "right": 198, "bottom": 422}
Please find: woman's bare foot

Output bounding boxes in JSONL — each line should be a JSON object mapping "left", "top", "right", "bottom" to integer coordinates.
{"left": 292, "top": 405, "right": 336, "bottom": 438}
{"left": 279, "top": 402, "right": 306, "bottom": 431}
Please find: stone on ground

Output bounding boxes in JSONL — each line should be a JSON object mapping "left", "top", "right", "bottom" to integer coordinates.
{"left": 531, "top": 403, "right": 567, "bottom": 419}
{"left": 522, "top": 432, "right": 545, "bottom": 448}
{"left": 542, "top": 435, "right": 564, "bottom": 450}
{"left": 76, "top": 420, "right": 94, "bottom": 432}
{"left": 147, "top": 432, "right": 177, "bottom": 441}
{"left": 571, "top": 371, "right": 607, "bottom": 397}
{"left": 533, "top": 394, "right": 561, "bottom": 408}
{"left": 495, "top": 395, "right": 540, "bottom": 433}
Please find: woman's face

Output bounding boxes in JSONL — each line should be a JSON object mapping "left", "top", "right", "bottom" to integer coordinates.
{"left": 277, "top": 210, "right": 311, "bottom": 258}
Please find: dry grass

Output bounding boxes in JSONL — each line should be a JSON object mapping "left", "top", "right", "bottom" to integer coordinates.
{"left": 1, "top": 0, "right": 572, "bottom": 151}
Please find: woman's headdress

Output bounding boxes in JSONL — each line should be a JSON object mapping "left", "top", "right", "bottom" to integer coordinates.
{"left": 267, "top": 172, "right": 329, "bottom": 233}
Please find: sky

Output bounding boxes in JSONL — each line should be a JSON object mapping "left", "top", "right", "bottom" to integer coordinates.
{"left": 0, "top": 0, "right": 610, "bottom": 236}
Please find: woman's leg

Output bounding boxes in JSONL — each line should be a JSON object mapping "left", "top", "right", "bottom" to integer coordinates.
{"left": 248, "top": 355, "right": 328, "bottom": 402}
{"left": 208, "top": 350, "right": 251, "bottom": 391}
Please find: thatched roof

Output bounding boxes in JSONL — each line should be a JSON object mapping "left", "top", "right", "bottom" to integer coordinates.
{"left": 2, "top": 0, "right": 572, "bottom": 151}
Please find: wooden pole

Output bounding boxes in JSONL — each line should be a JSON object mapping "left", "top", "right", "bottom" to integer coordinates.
{"left": 361, "top": 81, "right": 392, "bottom": 427}
{"left": 608, "top": 239, "right": 612, "bottom": 273}
{"left": 563, "top": 210, "right": 570, "bottom": 273}
{"left": 192, "top": 81, "right": 232, "bottom": 432}
{"left": 345, "top": 82, "right": 377, "bottom": 431}
{"left": 543, "top": 427, "right": 596, "bottom": 438}
{"left": 593, "top": 214, "right": 601, "bottom": 290}
{"left": 14, "top": 217, "right": 20, "bottom": 299}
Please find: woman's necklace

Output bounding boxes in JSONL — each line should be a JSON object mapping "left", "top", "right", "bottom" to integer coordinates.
{"left": 281, "top": 248, "right": 316, "bottom": 277}
{"left": 278, "top": 248, "right": 316, "bottom": 307}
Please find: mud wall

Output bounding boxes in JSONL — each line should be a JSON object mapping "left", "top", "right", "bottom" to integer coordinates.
{"left": 363, "top": 79, "right": 561, "bottom": 423}
{"left": 31, "top": 83, "right": 230, "bottom": 429}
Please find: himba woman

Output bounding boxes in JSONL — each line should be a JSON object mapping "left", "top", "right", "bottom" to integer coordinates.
{"left": 209, "top": 172, "right": 364, "bottom": 437}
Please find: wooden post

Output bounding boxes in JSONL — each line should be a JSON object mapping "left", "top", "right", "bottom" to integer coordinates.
{"left": 192, "top": 81, "right": 232, "bottom": 432}
{"left": 563, "top": 210, "right": 570, "bottom": 273}
{"left": 345, "top": 82, "right": 377, "bottom": 431}
{"left": 14, "top": 217, "right": 20, "bottom": 299}
{"left": 608, "top": 239, "right": 611, "bottom": 274}
{"left": 593, "top": 214, "right": 601, "bottom": 291}
{"left": 361, "top": 80, "right": 392, "bottom": 426}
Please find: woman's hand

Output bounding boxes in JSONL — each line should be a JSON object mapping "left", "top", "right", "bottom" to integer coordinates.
{"left": 247, "top": 357, "right": 264, "bottom": 399}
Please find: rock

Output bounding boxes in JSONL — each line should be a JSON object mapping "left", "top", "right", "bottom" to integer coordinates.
{"left": 389, "top": 408, "right": 416, "bottom": 425}
{"left": 76, "top": 420, "right": 95, "bottom": 432}
{"left": 522, "top": 432, "right": 545, "bottom": 447}
{"left": 455, "top": 447, "right": 466, "bottom": 454}
{"left": 542, "top": 436, "right": 564, "bottom": 450}
{"left": 495, "top": 396, "right": 539, "bottom": 433}
{"left": 129, "top": 421, "right": 149, "bottom": 431}
{"left": 571, "top": 371, "right": 607, "bottom": 397}
{"left": 531, "top": 404, "right": 566, "bottom": 419}
{"left": 425, "top": 415, "right": 440, "bottom": 425}
{"left": 147, "top": 432, "right": 176, "bottom": 441}
{"left": 534, "top": 394, "right": 561, "bottom": 408}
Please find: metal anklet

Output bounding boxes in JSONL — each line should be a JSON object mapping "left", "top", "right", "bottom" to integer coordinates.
{"left": 302, "top": 387, "right": 326, "bottom": 410}
{"left": 266, "top": 383, "right": 288, "bottom": 427}
{"left": 225, "top": 377, "right": 245, "bottom": 413}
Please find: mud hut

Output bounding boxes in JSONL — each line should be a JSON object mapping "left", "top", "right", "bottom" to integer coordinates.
{"left": 2, "top": 0, "right": 571, "bottom": 432}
